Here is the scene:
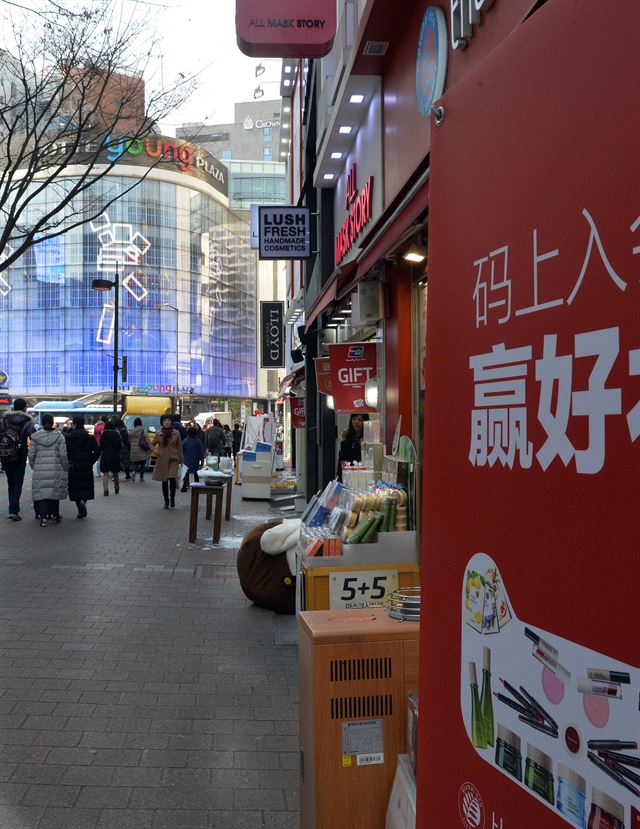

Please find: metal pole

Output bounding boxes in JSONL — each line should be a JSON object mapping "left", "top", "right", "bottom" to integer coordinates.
{"left": 113, "top": 263, "right": 119, "bottom": 415}
{"left": 175, "top": 305, "right": 179, "bottom": 415}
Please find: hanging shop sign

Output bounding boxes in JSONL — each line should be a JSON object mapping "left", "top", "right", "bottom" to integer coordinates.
{"left": 328, "top": 343, "right": 377, "bottom": 413}
{"left": 450, "top": 0, "right": 496, "bottom": 50}
{"left": 260, "top": 301, "right": 285, "bottom": 368}
{"left": 335, "top": 165, "right": 374, "bottom": 266}
{"left": 259, "top": 206, "right": 311, "bottom": 260}
{"left": 314, "top": 357, "right": 333, "bottom": 395}
{"left": 291, "top": 397, "right": 306, "bottom": 429}
{"left": 419, "top": 3, "right": 639, "bottom": 829}
{"left": 236, "top": 0, "right": 337, "bottom": 58}
{"left": 416, "top": 6, "right": 448, "bottom": 117}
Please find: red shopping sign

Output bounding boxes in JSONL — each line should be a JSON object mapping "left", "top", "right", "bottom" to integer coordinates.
{"left": 236, "top": 0, "right": 336, "bottom": 58}
{"left": 314, "top": 357, "right": 333, "bottom": 395}
{"left": 291, "top": 398, "right": 306, "bottom": 429}
{"left": 328, "top": 343, "right": 377, "bottom": 413}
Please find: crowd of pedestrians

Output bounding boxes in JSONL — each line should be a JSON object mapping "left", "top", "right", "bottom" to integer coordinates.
{"left": 0, "top": 400, "right": 243, "bottom": 525}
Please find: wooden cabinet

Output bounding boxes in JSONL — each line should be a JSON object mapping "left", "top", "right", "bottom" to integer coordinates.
{"left": 299, "top": 608, "right": 420, "bottom": 829}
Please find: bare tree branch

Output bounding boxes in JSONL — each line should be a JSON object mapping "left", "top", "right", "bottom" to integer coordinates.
{"left": 0, "top": 0, "right": 198, "bottom": 271}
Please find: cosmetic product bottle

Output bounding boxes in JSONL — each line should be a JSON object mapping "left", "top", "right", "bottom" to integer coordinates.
{"left": 524, "top": 745, "right": 555, "bottom": 804}
{"left": 588, "top": 788, "right": 624, "bottom": 829}
{"left": 469, "top": 662, "right": 487, "bottom": 749}
{"left": 495, "top": 724, "right": 522, "bottom": 781}
{"left": 577, "top": 679, "right": 622, "bottom": 699}
{"left": 480, "top": 647, "right": 494, "bottom": 746}
{"left": 557, "top": 763, "right": 586, "bottom": 828}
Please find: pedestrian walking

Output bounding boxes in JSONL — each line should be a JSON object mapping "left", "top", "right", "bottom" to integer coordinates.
{"left": 222, "top": 423, "right": 233, "bottom": 457}
{"left": 172, "top": 413, "right": 187, "bottom": 440}
{"left": 0, "top": 397, "right": 36, "bottom": 521}
{"left": 99, "top": 420, "right": 122, "bottom": 496}
{"left": 28, "top": 413, "right": 68, "bottom": 526}
{"left": 181, "top": 426, "right": 204, "bottom": 491}
{"left": 93, "top": 415, "right": 108, "bottom": 478}
{"left": 195, "top": 422, "right": 206, "bottom": 452}
{"left": 232, "top": 422, "right": 242, "bottom": 459}
{"left": 65, "top": 416, "right": 100, "bottom": 519}
{"left": 114, "top": 417, "right": 131, "bottom": 480}
{"left": 206, "top": 418, "right": 224, "bottom": 459}
{"left": 152, "top": 415, "right": 184, "bottom": 509}
{"left": 128, "top": 417, "right": 150, "bottom": 481}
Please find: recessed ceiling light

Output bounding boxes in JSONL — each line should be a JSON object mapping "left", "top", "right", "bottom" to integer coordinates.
{"left": 338, "top": 125, "right": 352, "bottom": 135}
{"left": 280, "top": 152, "right": 287, "bottom": 157}
{"left": 323, "top": 173, "right": 335, "bottom": 181}
{"left": 349, "top": 94, "right": 365, "bottom": 104}
{"left": 283, "top": 79, "right": 291, "bottom": 87}
{"left": 282, "top": 123, "right": 289, "bottom": 129}
{"left": 284, "top": 106, "right": 290, "bottom": 113}
{"left": 284, "top": 66, "right": 292, "bottom": 74}
{"left": 330, "top": 152, "right": 343, "bottom": 160}
{"left": 281, "top": 138, "right": 288, "bottom": 144}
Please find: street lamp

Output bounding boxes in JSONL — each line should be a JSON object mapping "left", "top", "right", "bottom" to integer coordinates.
{"left": 92, "top": 263, "right": 120, "bottom": 415}
{"left": 158, "top": 302, "right": 180, "bottom": 413}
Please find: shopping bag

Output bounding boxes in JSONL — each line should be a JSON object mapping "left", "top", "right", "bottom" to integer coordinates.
{"left": 177, "top": 463, "right": 188, "bottom": 486}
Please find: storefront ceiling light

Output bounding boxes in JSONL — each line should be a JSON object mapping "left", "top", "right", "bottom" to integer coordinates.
{"left": 284, "top": 106, "right": 290, "bottom": 113}
{"left": 326, "top": 395, "right": 335, "bottom": 410}
{"left": 283, "top": 79, "right": 291, "bottom": 87}
{"left": 338, "top": 125, "right": 352, "bottom": 134}
{"left": 323, "top": 173, "right": 335, "bottom": 181}
{"left": 349, "top": 94, "right": 365, "bottom": 104}
{"left": 403, "top": 240, "right": 427, "bottom": 263}
{"left": 282, "top": 123, "right": 289, "bottom": 129}
{"left": 284, "top": 66, "right": 292, "bottom": 73}
{"left": 281, "top": 138, "right": 289, "bottom": 144}
{"left": 330, "top": 152, "right": 343, "bottom": 159}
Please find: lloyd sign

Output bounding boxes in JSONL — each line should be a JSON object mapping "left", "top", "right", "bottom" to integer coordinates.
{"left": 259, "top": 206, "right": 311, "bottom": 260}
{"left": 260, "top": 302, "right": 284, "bottom": 368}
{"left": 328, "top": 343, "right": 377, "bottom": 413}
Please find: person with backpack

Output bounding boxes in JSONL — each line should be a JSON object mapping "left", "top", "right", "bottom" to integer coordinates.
{"left": 0, "top": 397, "right": 36, "bottom": 521}
{"left": 222, "top": 423, "right": 233, "bottom": 457}
{"left": 113, "top": 417, "right": 131, "bottom": 481}
{"left": 28, "top": 413, "right": 68, "bottom": 526}
{"left": 180, "top": 425, "right": 204, "bottom": 491}
{"left": 99, "top": 420, "right": 122, "bottom": 496}
{"left": 128, "top": 417, "right": 150, "bottom": 482}
{"left": 65, "top": 416, "right": 100, "bottom": 519}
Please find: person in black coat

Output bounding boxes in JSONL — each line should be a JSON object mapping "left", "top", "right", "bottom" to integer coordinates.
{"left": 180, "top": 426, "right": 205, "bottom": 491}
{"left": 113, "top": 417, "right": 131, "bottom": 480}
{"left": 232, "top": 423, "right": 242, "bottom": 458}
{"left": 99, "top": 420, "right": 122, "bottom": 496}
{"left": 336, "top": 413, "right": 369, "bottom": 481}
{"left": 65, "top": 416, "right": 100, "bottom": 519}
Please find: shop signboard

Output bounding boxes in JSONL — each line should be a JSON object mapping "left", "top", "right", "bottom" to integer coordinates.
{"left": 258, "top": 206, "right": 310, "bottom": 260}
{"left": 314, "top": 357, "right": 333, "bottom": 395}
{"left": 260, "top": 301, "right": 285, "bottom": 368}
{"left": 236, "top": 0, "right": 337, "bottom": 58}
{"left": 0, "top": 370, "right": 8, "bottom": 389}
{"left": 328, "top": 343, "right": 377, "bottom": 414}
{"left": 291, "top": 397, "right": 306, "bottom": 429}
{"left": 420, "top": 3, "right": 639, "bottom": 829}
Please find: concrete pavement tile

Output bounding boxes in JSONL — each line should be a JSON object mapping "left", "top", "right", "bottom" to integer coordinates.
{"left": 0, "top": 804, "right": 44, "bottom": 828}
{"left": 36, "top": 807, "right": 101, "bottom": 828}
{"left": 75, "top": 786, "right": 131, "bottom": 809}
{"left": 0, "top": 781, "right": 28, "bottom": 803}
{"left": 9, "top": 764, "right": 64, "bottom": 785}
{"left": 22, "top": 783, "right": 80, "bottom": 806}
{"left": 151, "top": 809, "right": 209, "bottom": 829}
{"left": 110, "top": 767, "right": 162, "bottom": 787}
{"left": 60, "top": 767, "right": 116, "bottom": 786}
{"left": 95, "top": 809, "right": 153, "bottom": 829}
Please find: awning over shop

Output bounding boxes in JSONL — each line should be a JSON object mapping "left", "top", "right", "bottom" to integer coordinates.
{"left": 304, "top": 259, "right": 358, "bottom": 332}
{"left": 278, "top": 363, "right": 305, "bottom": 397}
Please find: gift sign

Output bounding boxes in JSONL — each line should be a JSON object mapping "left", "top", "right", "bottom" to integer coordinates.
{"left": 328, "top": 343, "right": 377, "bottom": 413}
{"left": 419, "top": 3, "right": 640, "bottom": 829}
{"left": 291, "top": 397, "right": 306, "bottom": 429}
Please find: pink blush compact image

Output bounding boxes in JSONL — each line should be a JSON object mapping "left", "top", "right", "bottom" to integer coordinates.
{"left": 582, "top": 693, "right": 609, "bottom": 728}
{"left": 542, "top": 667, "right": 565, "bottom": 704}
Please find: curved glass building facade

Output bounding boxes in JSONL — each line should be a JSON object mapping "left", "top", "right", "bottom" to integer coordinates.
{"left": 0, "top": 147, "right": 257, "bottom": 398}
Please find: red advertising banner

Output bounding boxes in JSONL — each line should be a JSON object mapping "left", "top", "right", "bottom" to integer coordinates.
{"left": 291, "top": 398, "right": 306, "bottom": 429}
{"left": 236, "top": 0, "right": 336, "bottom": 58}
{"left": 420, "top": 3, "right": 640, "bottom": 829}
{"left": 314, "top": 357, "right": 333, "bottom": 395}
{"left": 328, "top": 343, "right": 377, "bottom": 414}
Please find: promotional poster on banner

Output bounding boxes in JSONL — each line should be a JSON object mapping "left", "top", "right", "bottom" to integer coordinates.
{"left": 314, "top": 357, "right": 333, "bottom": 395}
{"left": 328, "top": 343, "right": 377, "bottom": 413}
{"left": 419, "top": 3, "right": 640, "bottom": 829}
{"left": 291, "top": 398, "right": 306, "bottom": 430}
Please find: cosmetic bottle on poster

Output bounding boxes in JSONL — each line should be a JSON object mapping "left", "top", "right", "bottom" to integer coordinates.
{"left": 480, "top": 646, "right": 494, "bottom": 746}
{"left": 469, "top": 662, "right": 487, "bottom": 749}
{"left": 587, "top": 788, "right": 624, "bottom": 829}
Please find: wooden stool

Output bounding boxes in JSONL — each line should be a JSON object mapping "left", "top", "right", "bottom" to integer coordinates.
{"left": 189, "top": 482, "right": 224, "bottom": 544}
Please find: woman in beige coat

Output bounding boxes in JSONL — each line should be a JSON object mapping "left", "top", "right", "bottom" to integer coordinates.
{"left": 152, "top": 415, "right": 184, "bottom": 509}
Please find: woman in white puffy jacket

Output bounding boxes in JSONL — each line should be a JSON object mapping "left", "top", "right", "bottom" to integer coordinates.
{"left": 28, "top": 413, "right": 68, "bottom": 526}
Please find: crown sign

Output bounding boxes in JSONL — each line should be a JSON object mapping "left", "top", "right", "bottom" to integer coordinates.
{"left": 243, "top": 116, "right": 254, "bottom": 130}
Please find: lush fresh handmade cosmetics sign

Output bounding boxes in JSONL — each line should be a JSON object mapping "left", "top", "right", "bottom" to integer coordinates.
{"left": 258, "top": 206, "right": 310, "bottom": 260}
{"left": 420, "top": 2, "right": 640, "bottom": 829}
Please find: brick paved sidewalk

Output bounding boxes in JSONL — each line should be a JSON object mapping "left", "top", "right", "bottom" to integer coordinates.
{"left": 0, "top": 470, "right": 299, "bottom": 829}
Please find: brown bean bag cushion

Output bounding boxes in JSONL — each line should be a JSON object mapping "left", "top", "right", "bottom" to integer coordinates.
{"left": 236, "top": 520, "right": 296, "bottom": 614}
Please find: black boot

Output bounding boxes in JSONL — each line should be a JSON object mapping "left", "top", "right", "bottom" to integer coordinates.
{"left": 164, "top": 499, "right": 169, "bottom": 509}
{"left": 169, "top": 496, "right": 175, "bottom": 508}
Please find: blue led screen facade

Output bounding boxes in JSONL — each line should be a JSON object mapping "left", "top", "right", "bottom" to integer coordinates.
{"left": 0, "top": 174, "right": 257, "bottom": 398}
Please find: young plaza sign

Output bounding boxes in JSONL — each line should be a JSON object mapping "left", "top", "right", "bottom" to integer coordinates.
{"left": 419, "top": 2, "right": 640, "bottom": 829}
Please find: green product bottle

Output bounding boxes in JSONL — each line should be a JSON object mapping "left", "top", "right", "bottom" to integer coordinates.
{"left": 480, "top": 646, "right": 494, "bottom": 746}
{"left": 469, "top": 662, "right": 487, "bottom": 749}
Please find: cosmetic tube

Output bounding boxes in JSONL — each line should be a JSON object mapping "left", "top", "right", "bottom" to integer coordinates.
{"left": 588, "top": 740, "right": 637, "bottom": 750}
{"left": 525, "top": 745, "right": 554, "bottom": 804}
{"left": 532, "top": 643, "right": 571, "bottom": 681}
{"left": 577, "top": 679, "right": 622, "bottom": 699}
{"left": 557, "top": 763, "right": 586, "bottom": 828}
{"left": 597, "top": 749, "right": 640, "bottom": 768}
{"left": 587, "top": 669, "right": 630, "bottom": 685}
{"left": 525, "top": 627, "right": 559, "bottom": 658}
{"left": 495, "top": 724, "right": 522, "bottom": 781}
{"left": 588, "top": 787, "right": 624, "bottom": 829}
{"left": 469, "top": 662, "right": 487, "bottom": 749}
